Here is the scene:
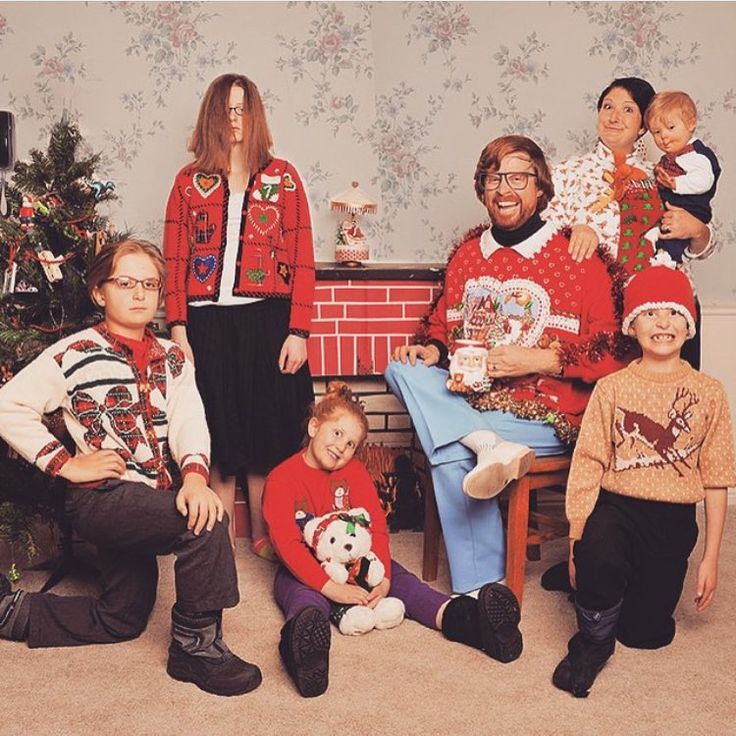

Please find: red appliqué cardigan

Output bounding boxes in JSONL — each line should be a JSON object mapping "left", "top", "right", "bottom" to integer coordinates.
{"left": 163, "top": 158, "right": 315, "bottom": 337}
{"left": 424, "top": 223, "right": 630, "bottom": 443}
{"left": 0, "top": 324, "right": 210, "bottom": 490}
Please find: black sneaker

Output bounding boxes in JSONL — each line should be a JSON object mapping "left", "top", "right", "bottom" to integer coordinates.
{"left": 279, "top": 606, "right": 331, "bottom": 698}
{"left": 552, "top": 632, "right": 615, "bottom": 698}
{"left": 476, "top": 583, "right": 523, "bottom": 663}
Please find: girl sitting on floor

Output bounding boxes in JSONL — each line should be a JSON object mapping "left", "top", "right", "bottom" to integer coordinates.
{"left": 263, "top": 381, "right": 524, "bottom": 698}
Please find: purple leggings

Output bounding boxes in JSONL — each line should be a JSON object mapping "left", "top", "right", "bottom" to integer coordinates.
{"left": 274, "top": 560, "right": 449, "bottom": 630}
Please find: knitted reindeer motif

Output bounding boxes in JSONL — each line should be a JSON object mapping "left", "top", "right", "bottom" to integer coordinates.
{"left": 615, "top": 387, "right": 700, "bottom": 476}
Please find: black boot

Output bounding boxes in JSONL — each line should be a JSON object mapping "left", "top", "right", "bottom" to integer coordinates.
{"left": 167, "top": 606, "right": 262, "bottom": 696}
{"left": 552, "top": 600, "right": 621, "bottom": 698}
{"left": 279, "top": 606, "right": 331, "bottom": 698}
{"left": 0, "top": 574, "right": 30, "bottom": 642}
{"left": 441, "top": 583, "right": 523, "bottom": 663}
{"left": 541, "top": 561, "right": 575, "bottom": 598}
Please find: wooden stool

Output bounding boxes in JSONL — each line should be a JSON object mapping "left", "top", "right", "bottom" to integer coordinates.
{"left": 504, "top": 454, "right": 571, "bottom": 605}
{"left": 419, "top": 450, "right": 571, "bottom": 607}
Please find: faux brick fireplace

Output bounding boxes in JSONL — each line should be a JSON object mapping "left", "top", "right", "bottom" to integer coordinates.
{"left": 307, "top": 263, "right": 444, "bottom": 377}
{"left": 234, "top": 262, "right": 443, "bottom": 538}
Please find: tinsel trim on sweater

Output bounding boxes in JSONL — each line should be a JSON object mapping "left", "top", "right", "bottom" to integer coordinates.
{"left": 465, "top": 388, "right": 580, "bottom": 445}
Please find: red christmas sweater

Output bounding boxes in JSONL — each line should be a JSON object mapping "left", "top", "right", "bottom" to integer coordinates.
{"left": 263, "top": 452, "right": 391, "bottom": 593}
{"left": 426, "top": 222, "right": 628, "bottom": 443}
{"left": 163, "top": 158, "right": 315, "bottom": 336}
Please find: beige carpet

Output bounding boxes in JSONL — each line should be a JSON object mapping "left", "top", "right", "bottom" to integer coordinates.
{"left": 2, "top": 508, "right": 734, "bottom": 736}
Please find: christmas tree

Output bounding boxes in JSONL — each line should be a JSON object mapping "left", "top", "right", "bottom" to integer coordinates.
{"left": 0, "top": 118, "right": 118, "bottom": 578}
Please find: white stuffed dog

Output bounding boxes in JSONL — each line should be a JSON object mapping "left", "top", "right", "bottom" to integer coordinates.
{"left": 303, "top": 507, "right": 405, "bottom": 636}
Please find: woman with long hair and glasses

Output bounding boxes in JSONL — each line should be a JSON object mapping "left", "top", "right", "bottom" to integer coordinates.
{"left": 164, "top": 74, "right": 315, "bottom": 557}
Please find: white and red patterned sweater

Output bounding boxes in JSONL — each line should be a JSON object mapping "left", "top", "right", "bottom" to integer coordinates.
{"left": 0, "top": 323, "right": 210, "bottom": 490}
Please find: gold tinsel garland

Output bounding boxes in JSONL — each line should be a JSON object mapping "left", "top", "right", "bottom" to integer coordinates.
{"left": 466, "top": 388, "right": 580, "bottom": 445}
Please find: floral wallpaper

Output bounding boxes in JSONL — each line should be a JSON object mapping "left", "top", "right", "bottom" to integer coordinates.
{"left": 0, "top": 1, "right": 734, "bottom": 302}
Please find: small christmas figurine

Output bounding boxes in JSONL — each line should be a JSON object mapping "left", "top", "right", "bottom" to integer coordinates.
{"left": 330, "top": 181, "right": 377, "bottom": 265}
{"left": 446, "top": 340, "right": 491, "bottom": 394}
{"left": 19, "top": 195, "right": 35, "bottom": 230}
{"left": 83, "top": 177, "right": 115, "bottom": 201}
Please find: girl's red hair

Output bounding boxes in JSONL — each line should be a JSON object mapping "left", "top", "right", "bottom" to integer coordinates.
{"left": 189, "top": 74, "right": 273, "bottom": 176}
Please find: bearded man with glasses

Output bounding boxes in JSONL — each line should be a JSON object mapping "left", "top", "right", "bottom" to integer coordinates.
{"left": 386, "top": 135, "right": 628, "bottom": 597}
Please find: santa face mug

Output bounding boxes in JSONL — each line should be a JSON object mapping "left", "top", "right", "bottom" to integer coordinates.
{"left": 446, "top": 340, "right": 491, "bottom": 394}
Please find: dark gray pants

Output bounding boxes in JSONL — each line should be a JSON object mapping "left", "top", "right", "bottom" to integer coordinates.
{"left": 27, "top": 481, "right": 239, "bottom": 648}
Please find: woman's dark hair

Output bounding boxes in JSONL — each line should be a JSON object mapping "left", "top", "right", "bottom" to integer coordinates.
{"left": 597, "top": 77, "right": 656, "bottom": 128}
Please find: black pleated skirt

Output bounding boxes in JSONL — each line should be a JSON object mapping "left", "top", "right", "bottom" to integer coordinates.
{"left": 187, "top": 299, "right": 314, "bottom": 476}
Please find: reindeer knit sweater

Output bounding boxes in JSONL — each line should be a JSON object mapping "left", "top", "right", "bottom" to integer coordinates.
{"left": 566, "top": 359, "right": 736, "bottom": 539}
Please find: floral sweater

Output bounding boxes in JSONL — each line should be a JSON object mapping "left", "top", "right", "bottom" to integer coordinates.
{"left": 163, "top": 158, "right": 315, "bottom": 337}
{"left": 263, "top": 452, "right": 391, "bottom": 593}
{"left": 566, "top": 360, "right": 736, "bottom": 539}
{"left": 0, "top": 324, "right": 210, "bottom": 490}
{"left": 425, "top": 222, "right": 628, "bottom": 443}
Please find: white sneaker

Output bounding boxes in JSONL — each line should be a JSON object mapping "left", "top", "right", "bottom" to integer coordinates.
{"left": 462, "top": 441, "right": 535, "bottom": 499}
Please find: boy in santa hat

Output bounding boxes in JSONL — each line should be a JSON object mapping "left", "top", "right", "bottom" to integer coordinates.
{"left": 552, "top": 264, "right": 736, "bottom": 698}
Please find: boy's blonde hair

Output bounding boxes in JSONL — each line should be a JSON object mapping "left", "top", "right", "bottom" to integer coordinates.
{"left": 645, "top": 91, "right": 698, "bottom": 129}
{"left": 86, "top": 239, "right": 166, "bottom": 301}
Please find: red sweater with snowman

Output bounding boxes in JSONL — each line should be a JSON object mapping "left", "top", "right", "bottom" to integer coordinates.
{"left": 263, "top": 452, "right": 391, "bottom": 592}
{"left": 425, "top": 221, "right": 628, "bottom": 443}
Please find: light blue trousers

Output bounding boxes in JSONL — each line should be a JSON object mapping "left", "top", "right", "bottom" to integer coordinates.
{"left": 385, "top": 359, "right": 564, "bottom": 593}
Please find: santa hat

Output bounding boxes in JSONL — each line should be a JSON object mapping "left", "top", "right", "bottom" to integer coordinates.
{"left": 622, "top": 265, "right": 696, "bottom": 338}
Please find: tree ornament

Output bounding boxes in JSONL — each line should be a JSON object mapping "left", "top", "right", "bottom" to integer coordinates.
{"left": 1, "top": 262, "right": 16, "bottom": 295}
{"left": 82, "top": 176, "right": 115, "bottom": 201}
{"left": 36, "top": 250, "right": 64, "bottom": 282}
{"left": 94, "top": 230, "right": 107, "bottom": 254}
{"left": 18, "top": 195, "right": 35, "bottom": 230}
{"left": 14, "top": 280, "right": 38, "bottom": 293}
{"left": 0, "top": 363, "right": 12, "bottom": 385}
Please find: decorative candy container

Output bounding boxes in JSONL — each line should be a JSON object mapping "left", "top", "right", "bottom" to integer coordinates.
{"left": 446, "top": 339, "right": 491, "bottom": 394}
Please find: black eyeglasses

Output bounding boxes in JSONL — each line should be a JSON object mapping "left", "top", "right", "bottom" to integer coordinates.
{"left": 227, "top": 106, "right": 245, "bottom": 117}
{"left": 103, "top": 276, "right": 161, "bottom": 291}
{"left": 483, "top": 171, "right": 538, "bottom": 191}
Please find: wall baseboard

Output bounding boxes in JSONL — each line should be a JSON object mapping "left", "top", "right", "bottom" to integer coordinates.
{"left": 701, "top": 304, "right": 736, "bottom": 504}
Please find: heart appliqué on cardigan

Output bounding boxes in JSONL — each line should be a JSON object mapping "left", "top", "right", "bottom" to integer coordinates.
{"left": 457, "top": 277, "right": 551, "bottom": 348}
{"left": 248, "top": 204, "right": 280, "bottom": 236}
{"left": 193, "top": 173, "right": 221, "bottom": 198}
{"left": 192, "top": 255, "right": 216, "bottom": 283}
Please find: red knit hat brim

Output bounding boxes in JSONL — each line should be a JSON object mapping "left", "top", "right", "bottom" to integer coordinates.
{"left": 622, "top": 266, "right": 696, "bottom": 339}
